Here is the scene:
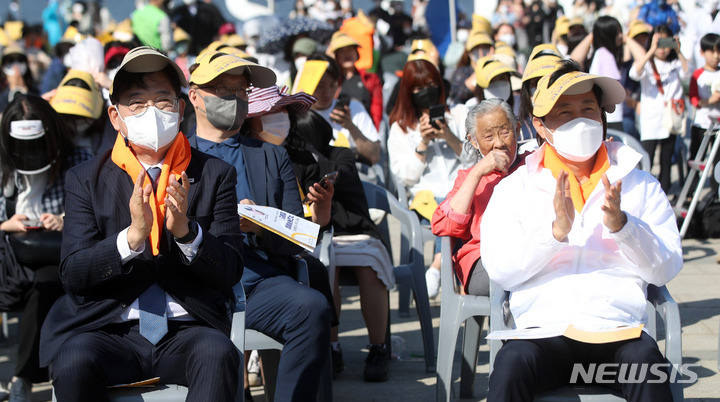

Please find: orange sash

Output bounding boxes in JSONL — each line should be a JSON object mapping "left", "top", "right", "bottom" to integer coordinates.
{"left": 110, "top": 133, "right": 191, "bottom": 255}
{"left": 543, "top": 144, "right": 610, "bottom": 212}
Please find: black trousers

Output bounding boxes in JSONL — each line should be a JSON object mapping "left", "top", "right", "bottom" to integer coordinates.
{"left": 50, "top": 321, "right": 239, "bottom": 402}
{"left": 16, "top": 265, "right": 64, "bottom": 383}
{"left": 489, "top": 332, "right": 673, "bottom": 402}
{"left": 642, "top": 135, "right": 677, "bottom": 193}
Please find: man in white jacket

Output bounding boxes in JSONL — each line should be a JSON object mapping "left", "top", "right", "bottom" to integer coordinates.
{"left": 481, "top": 59, "right": 682, "bottom": 402}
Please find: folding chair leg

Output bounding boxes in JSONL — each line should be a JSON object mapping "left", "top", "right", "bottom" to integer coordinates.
{"left": 258, "top": 349, "right": 281, "bottom": 402}
{"left": 459, "top": 316, "right": 484, "bottom": 399}
{"left": 412, "top": 268, "right": 437, "bottom": 372}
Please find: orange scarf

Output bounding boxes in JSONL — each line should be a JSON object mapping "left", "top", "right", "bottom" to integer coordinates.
{"left": 543, "top": 143, "right": 610, "bottom": 212}
{"left": 111, "top": 133, "right": 191, "bottom": 255}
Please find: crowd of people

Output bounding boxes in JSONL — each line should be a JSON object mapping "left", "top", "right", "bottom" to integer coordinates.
{"left": 0, "top": 0, "right": 716, "bottom": 400}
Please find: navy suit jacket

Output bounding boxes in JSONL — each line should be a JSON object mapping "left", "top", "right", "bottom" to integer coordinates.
{"left": 187, "top": 134, "right": 304, "bottom": 292}
{"left": 39, "top": 147, "right": 244, "bottom": 367}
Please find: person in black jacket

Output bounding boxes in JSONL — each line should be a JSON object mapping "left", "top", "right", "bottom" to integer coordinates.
{"left": 293, "top": 109, "right": 394, "bottom": 382}
{"left": 40, "top": 47, "right": 243, "bottom": 402}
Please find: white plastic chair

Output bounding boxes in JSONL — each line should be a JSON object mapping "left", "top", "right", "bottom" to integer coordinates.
{"left": 607, "top": 129, "right": 651, "bottom": 172}
{"left": 361, "top": 180, "right": 436, "bottom": 372}
{"left": 488, "top": 282, "right": 684, "bottom": 401}
{"left": 435, "top": 236, "right": 491, "bottom": 402}
{"left": 321, "top": 181, "right": 436, "bottom": 372}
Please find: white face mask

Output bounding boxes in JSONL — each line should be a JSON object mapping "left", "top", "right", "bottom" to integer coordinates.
{"left": 258, "top": 113, "right": 291, "bottom": 145}
{"left": 456, "top": 29, "right": 469, "bottom": 43}
{"left": 294, "top": 56, "right": 307, "bottom": 71}
{"left": 3, "top": 62, "right": 27, "bottom": 77}
{"left": 484, "top": 80, "right": 512, "bottom": 101}
{"left": 543, "top": 117, "right": 603, "bottom": 162}
{"left": 498, "top": 33, "right": 516, "bottom": 47}
{"left": 557, "top": 43, "right": 569, "bottom": 56}
{"left": 116, "top": 106, "right": 179, "bottom": 152}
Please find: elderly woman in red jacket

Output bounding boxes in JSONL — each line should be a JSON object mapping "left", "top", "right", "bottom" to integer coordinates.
{"left": 431, "top": 98, "right": 526, "bottom": 296}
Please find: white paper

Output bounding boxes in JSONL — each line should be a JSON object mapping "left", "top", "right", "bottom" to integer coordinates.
{"left": 238, "top": 204, "right": 320, "bottom": 252}
{"left": 485, "top": 325, "right": 567, "bottom": 340}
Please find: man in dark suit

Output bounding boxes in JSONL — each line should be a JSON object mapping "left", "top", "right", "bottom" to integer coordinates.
{"left": 39, "top": 47, "right": 244, "bottom": 401}
{"left": 186, "top": 51, "right": 331, "bottom": 401}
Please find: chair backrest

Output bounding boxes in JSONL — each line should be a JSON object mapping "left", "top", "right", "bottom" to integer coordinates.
{"left": 361, "top": 180, "right": 423, "bottom": 267}
{"left": 607, "top": 129, "right": 651, "bottom": 172}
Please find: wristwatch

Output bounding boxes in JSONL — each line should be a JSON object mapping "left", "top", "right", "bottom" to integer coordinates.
{"left": 415, "top": 146, "right": 427, "bottom": 155}
{"left": 174, "top": 221, "right": 198, "bottom": 244}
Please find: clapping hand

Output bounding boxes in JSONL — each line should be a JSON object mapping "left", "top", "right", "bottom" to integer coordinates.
{"left": 552, "top": 170, "right": 575, "bottom": 242}
{"left": 128, "top": 170, "right": 153, "bottom": 251}
{"left": 601, "top": 174, "right": 627, "bottom": 233}
{"left": 165, "top": 172, "right": 191, "bottom": 238}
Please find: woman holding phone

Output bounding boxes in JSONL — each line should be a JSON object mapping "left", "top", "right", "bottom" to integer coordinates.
{"left": 292, "top": 109, "right": 394, "bottom": 382}
{"left": 388, "top": 58, "right": 471, "bottom": 299}
{"left": 629, "top": 24, "right": 688, "bottom": 194}
{"left": 0, "top": 94, "right": 92, "bottom": 399}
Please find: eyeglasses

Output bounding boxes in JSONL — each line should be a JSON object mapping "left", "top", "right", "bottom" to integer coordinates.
{"left": 198, "top": 84, "right": 253, "bottom": 99}
{"left": 124, "top": 96, "right": 178, "bottom": 116}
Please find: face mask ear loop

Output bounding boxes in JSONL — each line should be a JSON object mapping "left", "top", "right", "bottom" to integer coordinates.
{"left": 539, "top": 119, "right": 555, "bottom": 148}
{"left": 113, "top": 105, "right": 132, "bottom": 148}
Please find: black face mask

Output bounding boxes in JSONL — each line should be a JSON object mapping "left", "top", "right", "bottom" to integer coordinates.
{"left": 412, "top": 86, "right": 440, "bottom": 109}
{"left": 10, "top": 136, "right": 52, "bottom": 174}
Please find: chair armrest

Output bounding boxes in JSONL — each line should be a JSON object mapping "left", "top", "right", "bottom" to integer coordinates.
{"left": 440, "top": 237, "right": 455, "bottom": 299}
{"left": 317, "top": 228, "right": 334, "bottom": 269}
{"left": 295, "top": 256, "right": 309, "bottom": 286}
{"left": 489, "top": 280, "right": 512, "bottom": 331}
{"left": 647, "top": 285, "right": 683, "bottom": 368}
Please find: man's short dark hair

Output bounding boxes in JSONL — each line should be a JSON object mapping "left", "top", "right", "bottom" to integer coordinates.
{"left": 109, "top": 65, "right": 182, "bottom": 104}
{"left": 700, "top": 33, "right": 720, "bottom": 52}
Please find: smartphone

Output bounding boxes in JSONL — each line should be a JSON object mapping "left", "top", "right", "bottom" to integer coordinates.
{"left": 22, "top": 219, "right": 42, "bottom": 229}
{"left": 303, "top": 171, "right": 339, "bottom": 205}
{"left": 429, "top": 104, "right": 446, "bottom": 129}
{"left": 319, "top": 171, "right": 338, "bottom": 188}
{"left": 334, "top": 95, "right": 350, "bottom": 110}
{"left": 657, "top": 37, "right": 677, "bottom": 49}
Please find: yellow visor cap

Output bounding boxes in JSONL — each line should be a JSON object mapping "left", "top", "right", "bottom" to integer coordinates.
{"left": 190, "top": 51, "right": 276, "bottom": 88}
{"left": 532, "top": 70, "right": 625, "bottom": 117}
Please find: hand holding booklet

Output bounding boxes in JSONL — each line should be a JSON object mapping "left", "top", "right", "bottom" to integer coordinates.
{"left": 486, "top": 323, "right": 644, "bottom": 344}
{"left": 238, "top": 204, "right": 320, "bottom": 252}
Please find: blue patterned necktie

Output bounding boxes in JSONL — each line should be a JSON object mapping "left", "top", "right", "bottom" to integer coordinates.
{"left": 138, "top": 167, "right": 167, "bottom": 345}
{"left": 147, "top": 167, "right": 162, "bottom": 192}
{"left": 138, "top": 283, "right": 168, "bottom": 345}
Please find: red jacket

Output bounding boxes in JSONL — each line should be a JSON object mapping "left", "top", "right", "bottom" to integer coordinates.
{"left": 358, "top": 68, "right": 383, "bottom": 130}
{"left": 431, "top": 153, "right": 527, "bottom": 292}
